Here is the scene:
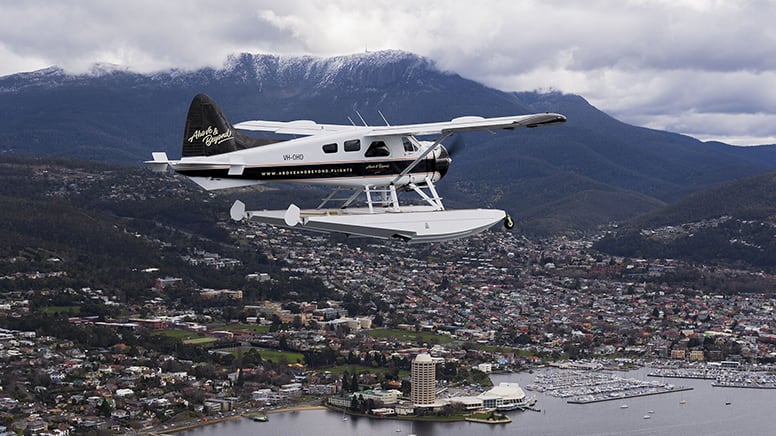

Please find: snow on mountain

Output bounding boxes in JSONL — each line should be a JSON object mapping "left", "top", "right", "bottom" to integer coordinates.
{"left": 218, "top": 50, "right": 441, "bottom": 89}
{"left": 0, "top": 50, "right": 442, "bottom": 95}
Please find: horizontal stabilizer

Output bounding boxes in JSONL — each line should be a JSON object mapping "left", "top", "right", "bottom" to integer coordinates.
{"left": 145, "top": 152, "right": 170, "bottom": 172}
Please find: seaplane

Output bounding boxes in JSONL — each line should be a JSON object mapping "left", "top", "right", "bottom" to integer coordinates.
{"left": 147, "top": 94, "right": 566, "bottom": 243}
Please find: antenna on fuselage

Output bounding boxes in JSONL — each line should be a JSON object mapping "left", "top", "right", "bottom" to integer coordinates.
{"left": 378, "top": 110, "right": 391, "bottom": 126}
{"left": 355, "top": 111, "right": 368, "bottom": 127}
{"left": 347, "top": 116, "right": 356, "bottom": 126}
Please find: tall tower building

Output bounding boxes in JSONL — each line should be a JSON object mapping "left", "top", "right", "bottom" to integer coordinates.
{"left": 411, "top": 352, "right": 436, "bottom": 405}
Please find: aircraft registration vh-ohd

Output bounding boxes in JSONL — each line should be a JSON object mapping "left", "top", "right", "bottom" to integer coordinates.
{"left": 148, "top": 94, "right": 566, "bottom": 243}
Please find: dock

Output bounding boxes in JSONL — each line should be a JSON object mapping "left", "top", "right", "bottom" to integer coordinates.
{"left": 567, "top": 386, "right": 694, "bottom": 404}
{"left": 650, "top": 367, "right": 776, "bottom": 389}
{"left": 526, "top": 370, "right": 693, "bottom": 404}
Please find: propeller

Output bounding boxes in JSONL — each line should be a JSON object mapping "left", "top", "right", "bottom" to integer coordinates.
{"left": 444, "top": 134, "right": 466, "bottom": 157}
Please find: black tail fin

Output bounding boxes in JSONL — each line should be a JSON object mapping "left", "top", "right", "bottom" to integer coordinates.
{"left": 182, "top": 93, "right": 274, "bottom": 157}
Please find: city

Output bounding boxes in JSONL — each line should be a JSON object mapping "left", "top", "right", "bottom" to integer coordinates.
{"left": 3, "top": 2, "right": 776, "bottom": 433}
{"left": 1, "top": 181, "right": 775, "bottom": 433}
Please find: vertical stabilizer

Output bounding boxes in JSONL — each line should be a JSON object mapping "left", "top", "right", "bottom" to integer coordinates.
{"left": 181, "top": 94, "right": 275, "bottom": 157}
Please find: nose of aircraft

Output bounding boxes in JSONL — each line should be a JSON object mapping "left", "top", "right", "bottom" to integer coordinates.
{"left": 435, "top": 145, "right": 451, "bottom": 180}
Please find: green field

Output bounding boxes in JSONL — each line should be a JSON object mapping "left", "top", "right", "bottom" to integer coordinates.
{"left": 212, "top": 346, "right": 304, "bottom": 364}
{"left": 253, "top": 348, "right": 304, "bottom": 364}
{"left": 213, "top": 324, "right": 270, "bottom": 334}
{"left": 325, "top": 364, "right": 409, "bottom": 379}
{"left": 367, "top": 328, "right": 453, "bottom": 345}
{"left": 182, "top": 337, "right": 218, "bottom": 346}
{"left": 151, "top": 329, "right": 206, "bottom": 340}
{"left": 38, "top": 306, "right": 80, "bottom": 314}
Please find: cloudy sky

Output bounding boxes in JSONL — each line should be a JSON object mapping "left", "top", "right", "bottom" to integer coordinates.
{"left": 2, "top": 0, "right": 775, "bottom": 145}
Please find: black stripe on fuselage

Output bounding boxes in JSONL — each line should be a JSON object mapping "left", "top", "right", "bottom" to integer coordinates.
{"left": 174, "top": 159, "right": 435, "bottom": 181}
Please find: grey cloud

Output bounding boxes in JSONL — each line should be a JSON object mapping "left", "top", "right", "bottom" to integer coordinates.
{"left": 1, "top": 0, "right": 776, "bottom": 145}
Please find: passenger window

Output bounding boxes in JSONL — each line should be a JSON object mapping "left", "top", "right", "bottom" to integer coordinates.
{"left": 344, "top": 139, "right": 361, "bottom": 152}
{"left": 402, "top": 136, "right": 418, "bottom": 152}
{"left": 365, "top": 141, "right": 390, "bottom": 157}
{"left": 322, "top": 143, "right": 337, "bottom": 153}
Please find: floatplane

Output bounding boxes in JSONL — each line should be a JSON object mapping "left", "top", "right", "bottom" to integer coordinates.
{"left": 148, "top": 94, "right": 565, "bottom": 243}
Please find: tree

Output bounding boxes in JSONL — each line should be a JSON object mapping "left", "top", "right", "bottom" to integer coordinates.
{"left": 442, "top": 361, "right": 458, "bottom": 378}
{"left": 400, "top": 380, "right": 411, "bottom": 396}
{"left": 243, "top": 348, "right": 263, "bottom": 366}
{"left": 269, "top": 314, "right": 282, "bottom": 332}
{"left": 99, "top": 398, "right": 112, "bottom": 417}
{"left": 350, "top": 371, "right": 360, "bottom": 392}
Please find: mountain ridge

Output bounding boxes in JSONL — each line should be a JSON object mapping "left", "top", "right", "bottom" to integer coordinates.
{"left": 2, "top": 50, "right": 776, "bottom": 235}
{"left": 593, "top": 169, "right": 776, "bottom": 270}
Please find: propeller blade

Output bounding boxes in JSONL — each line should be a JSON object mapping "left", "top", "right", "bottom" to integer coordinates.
{"left": 445, "top": 134, "right": 466, "bottom": 157}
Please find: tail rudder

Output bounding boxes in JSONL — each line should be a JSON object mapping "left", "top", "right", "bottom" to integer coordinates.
{"left": 182, "top": 94, "right": 238, "bottom": 157}
{"left": 182, "top": 94, "right": 273, "bottom": 157}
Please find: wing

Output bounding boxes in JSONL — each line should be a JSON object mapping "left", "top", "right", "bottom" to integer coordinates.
{"left": 383, "top": 113, "right": 566, "bottom": 185}
{"left": 234, "top": 113, "right": 566, "bottom": 137}
{"left": 366, "top": 113, "right": 566, "bottom": 137}
{"left": 234, "top": 119, "right": 359, "bottom": 135}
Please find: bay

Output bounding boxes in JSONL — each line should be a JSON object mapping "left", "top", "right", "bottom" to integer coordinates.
{"left": 181, "top": 368, "right": 776, "bottom": 435}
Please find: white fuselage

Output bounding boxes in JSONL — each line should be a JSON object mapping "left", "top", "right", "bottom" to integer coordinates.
{"left": 170, "top": 131, "right": 449, "bottom": 191}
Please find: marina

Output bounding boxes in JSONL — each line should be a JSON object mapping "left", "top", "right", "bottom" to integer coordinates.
{"left": 567, "top": 386, "right": 693, "bottom": 404}
{"left": 649, "top": 365, "right": 776, "bottom": 389}
{"left": 525, "top": 369, "right": 693, "bottom": 404}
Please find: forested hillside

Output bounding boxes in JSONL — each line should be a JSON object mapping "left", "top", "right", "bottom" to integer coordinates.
{"left": 594, "top": 171, "right": 776, "bottom": 270}
{"left": 0, "top": 156, "right": 264, "bottom": 294}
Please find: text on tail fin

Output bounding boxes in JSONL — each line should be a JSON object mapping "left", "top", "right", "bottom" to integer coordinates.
{"left": 181, "top": 93, "right": 279, "bottom": 157}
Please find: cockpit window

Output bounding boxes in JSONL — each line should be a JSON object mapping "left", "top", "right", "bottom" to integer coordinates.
{"left": 402, "top": 136, "right": 419, "bottom": 152}
{"left": 344, "top": 139, "right": 361, "bottom": 152}
{"left": 365, "top": 141, "right": 390, "bottom": 157}
{"left": 322, "top": 143, "right": 337, "bottom": 153}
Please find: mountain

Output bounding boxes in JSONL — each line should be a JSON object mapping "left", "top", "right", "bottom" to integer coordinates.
{"left": 2, "top": 50, "right": 776, "bottom": 235}
{"left": 594, "top": 171, "right": 776, "bottom": 270}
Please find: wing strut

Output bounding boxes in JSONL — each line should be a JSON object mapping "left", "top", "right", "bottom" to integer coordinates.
{"left": 318, "top": 187, "right": 363, "bottom": 209}
{"left": 409, "top": 177, "right": 444, "bottom": 210}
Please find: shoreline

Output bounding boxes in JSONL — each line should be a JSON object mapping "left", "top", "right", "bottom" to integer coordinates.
{"left": 161, "top": 404, "right": 327, "bottom": 434}
{"left": 159, "top": 414, "right": 242, "bottom": 434}
{"left": 164, "top": 400, "right": 525, "bottom": 432}
{"left": 267, "top": 404, "right": 328, "bottom": 414}
{"left": 326, "top": 404, "right": 513, "bottom": 425}
{"left": 465, "top": 416, "right": 512, "bottom": 424}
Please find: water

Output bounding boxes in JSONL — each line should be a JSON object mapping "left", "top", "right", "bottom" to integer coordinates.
{"left": 182, "top": 369, "right": 776, "bottom": 435}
